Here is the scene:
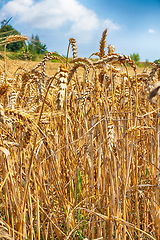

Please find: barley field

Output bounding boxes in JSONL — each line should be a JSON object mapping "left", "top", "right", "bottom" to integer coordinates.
{"left": 0, "top": 29, "right": 160, "bottom": 240}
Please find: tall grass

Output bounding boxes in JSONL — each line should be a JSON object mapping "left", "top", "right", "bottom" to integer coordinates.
{"left": 0, "top": 29, "right": 160, "bottom": 239}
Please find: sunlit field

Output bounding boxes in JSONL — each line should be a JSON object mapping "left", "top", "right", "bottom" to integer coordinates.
{"left": 0, "top": 29, "right": 160, "bottom": 240}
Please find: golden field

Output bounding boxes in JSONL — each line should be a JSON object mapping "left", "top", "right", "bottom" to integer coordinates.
{"left": 0, "top": 30, "right": 160, "bottom": 240}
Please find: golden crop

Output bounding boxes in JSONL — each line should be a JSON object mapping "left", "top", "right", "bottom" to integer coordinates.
{"left": 0, "top": 29, "right": 159, "bottom": 239}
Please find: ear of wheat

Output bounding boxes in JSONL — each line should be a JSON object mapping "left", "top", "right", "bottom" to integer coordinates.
{"left": 69, "top": 38, "right": 78, "bottom": 59}
{"left": 108, "top": 44, "right": 115, "bottom": 55}
{"left": 56, "top": 65, "right": 68, "bottom": 110}
{"left": 107, "top": 121, "right": 115, "bottom": 151}
{"left": 0, "top": 83, "right": 9, "bottom": 97}
{"left": 99, "top": 28, "right": 107, "bottom": 59}
{"left": 148, "top": 84, "right": 160, "bottom": 99}
{"left": 6, "top": 35, "right": 27, "bottom": 45}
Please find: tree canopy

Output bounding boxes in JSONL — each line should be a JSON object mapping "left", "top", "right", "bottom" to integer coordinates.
{"left": 154, "top": 58, "right": 160, "bottom": 64}
{"left": 0, "top": 20, "right": 47, "bottom": 57}
{"left": 0, "top": 20, "right": 24, "bottom": 52}
{"left": 28, "top": 34, "right": 47, "bottom": 54}
{"left": 130, "top": 53, "right": 140, "bottom": 64}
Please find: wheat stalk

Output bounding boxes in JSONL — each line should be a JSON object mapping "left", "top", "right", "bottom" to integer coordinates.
{"left": 0, "top": 29, "right": 160, "bottom": 240}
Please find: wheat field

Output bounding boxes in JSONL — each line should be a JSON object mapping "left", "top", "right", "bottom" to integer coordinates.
{"left": 0, "top": 29, "right": 160, "bottom": 240}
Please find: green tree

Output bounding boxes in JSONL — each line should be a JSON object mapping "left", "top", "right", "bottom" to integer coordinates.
{"left": 130, "top": 53, "right": 140, "bottom": 65}
{"left": 154, "top": 59, "right": 160, "bottom": 64}
{"left": 28, "top": 34, "right": 47, "bottom": 54}
{"left": 0, "top": 20, "right": 25, "bottom": 52}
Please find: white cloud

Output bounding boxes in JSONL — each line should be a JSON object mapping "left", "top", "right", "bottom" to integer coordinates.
{"left": 0, "top": 0, "right": 33, "bottom": 19}
{"left": 103, "top": 19, "right": 121, "bottom": 30}
{"left": 0, "top": 0, "right": 121, "bottom": 43}
{"left": 148, "top": 29, "right": 155, "bottom": 33}
{"left": 0, "top": 0, "right": 99, "bottom": 29}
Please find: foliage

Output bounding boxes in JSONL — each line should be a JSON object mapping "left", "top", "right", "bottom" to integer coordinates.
{"left": 0, "top": 20, "right": 24, "bottom": 52}
{"left": 28, "top": 34, "right": 47, "bottom": 55}
{"left": 154, "top": 58, "right": 160, "bottom": 64}
{"left": 130, "top": 52, "right": 140, "bottom": 65}
{"left": 144, "top": 59, "right": 152, "bottom": 68}
{"left": 6, "top": 46, "right": 36, "bottom": 61}
{"left": 0, "top": 20, "right": 48, "bottom": 61}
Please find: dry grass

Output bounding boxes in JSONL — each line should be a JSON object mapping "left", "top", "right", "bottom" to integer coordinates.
{"left": 0, "top": 29, "right": 160, "bottom": 240}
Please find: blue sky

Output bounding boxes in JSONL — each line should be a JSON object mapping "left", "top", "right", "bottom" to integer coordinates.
{"left": 0, "top": 0, "right": 160, "bottom": 61}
